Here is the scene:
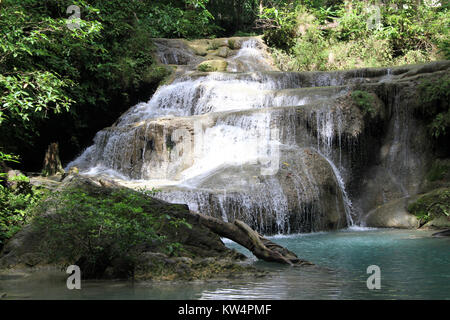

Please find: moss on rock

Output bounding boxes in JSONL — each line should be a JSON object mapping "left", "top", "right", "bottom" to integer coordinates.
{"left": 408, "top": 187, "right": 450, "bottom": 228}
{"left": 197, "top": 60, "right": 228, "bottom": 72}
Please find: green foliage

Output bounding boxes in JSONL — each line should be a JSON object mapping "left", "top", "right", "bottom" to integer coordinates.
{"left": 0, "top": 0, "right": 216, "bottom": 170}
{"left": 227, "top": 39, "right": 236, "bottom": 50}
{"left": 427, "top": 161, "right": 450, "bottom": 182}
{"left": 0, "top": 151, "right": 19, "bottom": 165}
{"left": 206, "top": 0, "right": 259, "bottom": 36}
{"left": 351, "top": 90, "right": 377, "bottom": 117}
{"left": 33, "top": 187, "right": 192, "bottom": 278}
{"left": 198, "top": 63, "right": 212, "bottom": 72}
{"left": 261, "top": 1, "right": 449, "bottom": 71}
{"left": 408, "top": 188, "right": 450, "bottom": 224}
{"left": 260, "top": 5, "right": 300, "bottom": 51}
{"left": 0, "top": 174, "right": 47, "bottom": 247}
{"left": 165, "top": 242, "right": 186, "bottom": 257}
{"left": 233, "top": 31, "right": 258, "bottom": 37}
{"left": 0, "top": 72, "right": 73, "bottom": 126}
{"left": 144, "top": 1, "right": 219, "bottom": 39}
{"left": 0, "top": 2, "right": 100, "bottom": 126}
{"left": 438, "top": 38, "right": 450, "bottom": 60}
{"left": 416, "top": 74, "right": 450, "bottom": 138}
{"left": 136, "top": 187, "right": 161, "bottom": 198}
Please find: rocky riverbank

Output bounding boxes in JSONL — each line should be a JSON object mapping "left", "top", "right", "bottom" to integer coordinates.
{"left": 0, "top": 175, "right": 269, "bottom": 281}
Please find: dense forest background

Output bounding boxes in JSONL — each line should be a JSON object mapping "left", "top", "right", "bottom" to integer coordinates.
{"left": 0, "top": 0, "right": 448, "bottom": 172}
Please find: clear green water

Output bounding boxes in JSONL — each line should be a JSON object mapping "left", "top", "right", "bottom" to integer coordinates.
{"left": 1, "top": 228, "right": 449, "bottom": 299}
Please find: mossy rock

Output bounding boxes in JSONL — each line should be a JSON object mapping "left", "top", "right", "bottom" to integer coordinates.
{"left": 217, "top": 47, "right": 230, "bottom": 58}
{"left": 351, "top": 90, "right": 380, "bottom": 118}
{"left": 197, "top": 60, "right": 228, "bottom": 72}
{"left": 365, "top": 197, "right": 419, "bottom": 229}
{"left": 424, "top": 216, "right": 450, "bottom": 229}
{"left": 227, "top": 38, "right": 240, "bottom": 50}
{"left": 407, "top": 187, "right": 450, "bottom": 227}
{"left": 206, "top": 39, "right": 229, "bottom": 51}
{"left": 134, "top": 254, "right": 263, "bottom": 281}
{"left": 0, "top": 176, "right": 246, "bottom": 280}
{"left": 427, "top": 159, "right": 450, "bottom": 182}
{"left": 421, "top": 159, "right": 450, "bottom": 192}
{"left": 142, "top": 65, "right": 173, "bottom": 86}
{"left": 190, "top": 45, "right": 208, "bottom": 57}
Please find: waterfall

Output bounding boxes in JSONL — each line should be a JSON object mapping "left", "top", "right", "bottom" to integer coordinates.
{"left": 66, "top": 37, "right": 384, "bottom": 234}
{"left": 316, "top": 149, "right": 354, "bottom": 226}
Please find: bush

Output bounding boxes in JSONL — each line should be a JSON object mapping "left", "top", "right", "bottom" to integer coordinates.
{"left": 351, "top": 90, "right": 377, "bottom": 117}
{"left": 416, "top": 74, "right": 450, "bottom": 139}
{"left": 260, "top": 5, "right": 302, "bottom": 52}
{"left": 0, "top": 174, "right": 46, "bottom": 248}
{"left": 0, "top": 0, "right": 218, "bottom": 171}
{"left": 33, "top": 187, "right": 192, "bottom": 278}
{"left": 262, "top": 1, "right": 449, "bottom": 72}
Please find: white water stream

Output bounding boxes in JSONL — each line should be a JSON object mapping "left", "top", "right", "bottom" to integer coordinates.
{"left": 65, "top": 38, "right": 392, "bottom": 233}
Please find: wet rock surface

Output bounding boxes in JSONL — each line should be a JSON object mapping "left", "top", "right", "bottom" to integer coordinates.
{"left": 65, "top": 35, "right": 450, "bottom": 233}
{"left": 365, "top": 197, "right": 420, "bottom": 229}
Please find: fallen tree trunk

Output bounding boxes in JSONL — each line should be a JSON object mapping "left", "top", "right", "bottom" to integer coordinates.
{"left": 190, "top": 211, "right": 313, "bottom": 266}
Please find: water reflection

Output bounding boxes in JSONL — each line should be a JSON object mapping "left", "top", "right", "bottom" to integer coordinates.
{"left": 1, "top": 229, "right": 449, "bottom": 299}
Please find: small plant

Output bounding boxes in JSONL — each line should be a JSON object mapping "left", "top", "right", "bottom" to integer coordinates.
{"left": 416, "top": 75, "right": 450, "bottom": 138}
{"left": 228, "top": 39, "right": 236, "bottom": 50}
{"left": 166, "top": 242, "right": 185, "bottom": 257}
{"left": 137, "top": 187, "right": 160, "bottom": 197}
{"left": 198, "top": 63, "right": 211, "bottom": 72}
{"left": 351, "top": 90, "right": 377, "bottom": 117}
{"left": 207, "top": 40, "right": 221, "bottom": 51}
{"left": 408, "top": 188, "right": 450, "bottom": 226}
{"left": 166, "top": 135, "right": 176, "bottom": 151}
{"left": 143, "top": 65, "right": 172, "bottom": 85}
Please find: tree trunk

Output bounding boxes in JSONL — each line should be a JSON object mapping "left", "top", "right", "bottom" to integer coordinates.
{"left": 42, "top": 142, "right": 64, "bottom": 177}
{"left": 190, "top": 211, "right": 313, "bottom": 266}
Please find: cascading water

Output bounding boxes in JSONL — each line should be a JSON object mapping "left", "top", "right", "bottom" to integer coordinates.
{"left": 67, "top": 37, "right": 395, "bottom": 234}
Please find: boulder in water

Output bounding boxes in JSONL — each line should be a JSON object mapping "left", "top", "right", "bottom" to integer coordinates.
{"left": 365, "top": 197, "right": 419, "bottom": 228}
